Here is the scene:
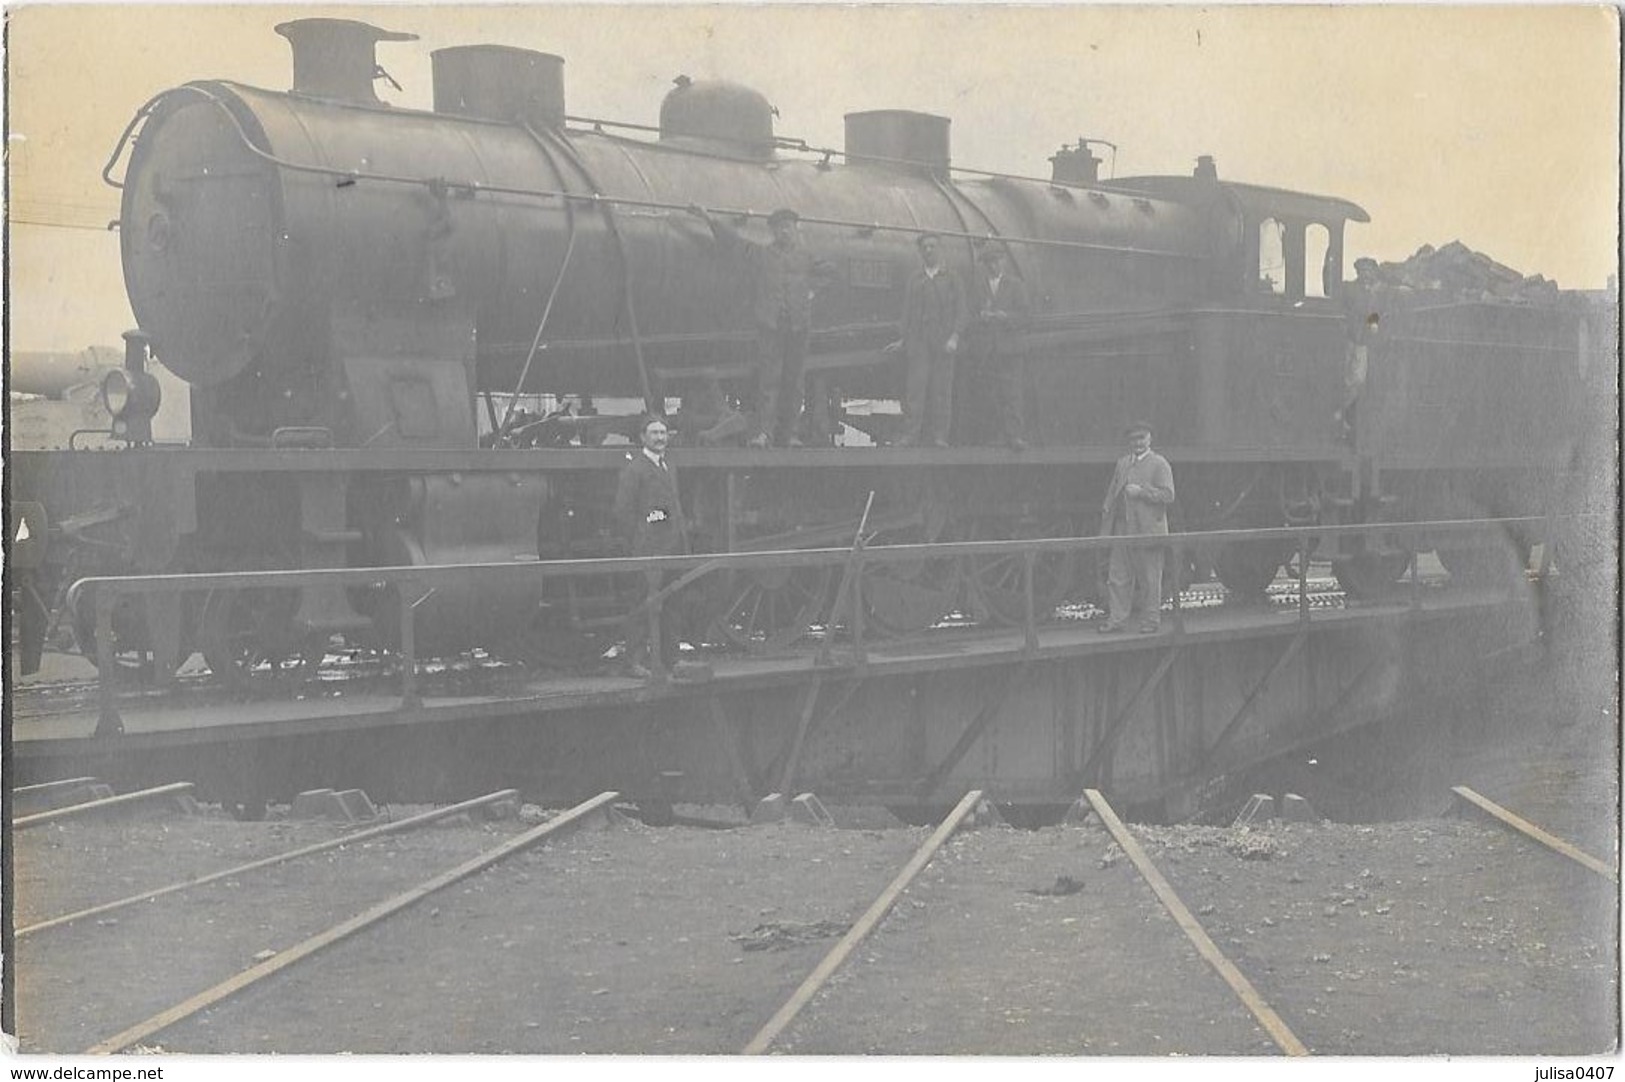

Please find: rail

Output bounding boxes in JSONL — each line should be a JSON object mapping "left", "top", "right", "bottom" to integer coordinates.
{"left": 66, "top": 515, "right": 1557, "bottom": 736}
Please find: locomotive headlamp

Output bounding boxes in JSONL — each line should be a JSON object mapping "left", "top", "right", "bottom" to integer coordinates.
{"left": 101, "top": 368, "right": 132, "bottom": 416}
{"left": 100, "top": 368, "right": 162, "bottom": 444}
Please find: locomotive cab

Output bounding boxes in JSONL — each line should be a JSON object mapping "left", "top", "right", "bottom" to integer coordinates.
{"left": 1111, "top": 165, "right": 1370, "bottom": 456}
{"left": 1116, "top": 165, "right": 1371, "bottom": 306}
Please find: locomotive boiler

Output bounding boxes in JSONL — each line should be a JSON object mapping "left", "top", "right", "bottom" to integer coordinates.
{"left": 116, "top": 18, "right": 1237, "bottom": 444}
{"left": 9, "top": 17, "right": 1602, "bottom": 681}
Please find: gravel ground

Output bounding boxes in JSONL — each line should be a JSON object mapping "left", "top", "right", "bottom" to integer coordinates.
{"left": 13, "top": 809, "right": 524, "bottom": 1053}
{"left": 10, "top": 785, "right": 1616, "bottom": 1055}
{"left": 777, "top": 824, "right": 1279, "bottom": 1055}
{"left": 777, "top": 815, "right": 1615, "bottom": 1055}
{"left": 150, "top": 816, "right": 927, "bottom": 1054}
{"left": 9, "top": 639, "right": 1617, "bottom": 1056}
{"left": 1144, "top": 818, "right": 1615, "bottom": 1054}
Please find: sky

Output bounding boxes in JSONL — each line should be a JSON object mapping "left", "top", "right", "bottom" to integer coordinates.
{"left": 5, "top": 3, "right": 1620, "bottom": 352}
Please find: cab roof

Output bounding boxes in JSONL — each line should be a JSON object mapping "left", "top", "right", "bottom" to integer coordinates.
{"left": 1114, "top": 175, "right": 1370, "bottom": 224}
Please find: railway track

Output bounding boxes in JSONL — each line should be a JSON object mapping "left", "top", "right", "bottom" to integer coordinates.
{"left": 15, "top": 789, "right": 527, "bottom": 937}
{"left": 768, "top": 788, "right": 1614, "bottom": 1055}
{"left": 82, "top": 794, "right": 621, "bottom": 1055}
{"left": 12, "top": 768, "right": 1612, "bottom": 1054}
{"left": 12, "top": 787, "right": 617, "bottom": 1053}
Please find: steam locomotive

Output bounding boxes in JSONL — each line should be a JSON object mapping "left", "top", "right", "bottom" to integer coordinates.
{"left": 9, "top": 18, "right": 1603, "bottom": 681}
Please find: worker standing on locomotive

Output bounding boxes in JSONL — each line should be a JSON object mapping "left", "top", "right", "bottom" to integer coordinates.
{"left": 966, "top": 245, "right": 1032, "bottom": 451}
{"left": 1099, "top": 421, "right": 1177, "bottom": 634}
{"left": 893, "top": 232, "right": 967, "bottom": 447}
{"left": 689, "top": 204, "right": 834, "bottom": 448}
{"left": 1336, "top": 256, "right": 1383, "bottom": 445}
{"left": 613, "top": 415, "right": 689, "bottom": 678}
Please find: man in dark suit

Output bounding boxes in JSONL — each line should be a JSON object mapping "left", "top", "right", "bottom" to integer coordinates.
{"left": 966, "top": 246, "right": 1033, "bottom": 450}
{"left": 691, "top": 204, "right": 835, "bottom": 448}
{"left": 613, "top": 415, "right": 688, "bottom": 677}
{"left": 895, "top": 233, "right": 967, "bottom": 447}
{"left": 1099, "top": 421, "right": 1177, "bottom": 634}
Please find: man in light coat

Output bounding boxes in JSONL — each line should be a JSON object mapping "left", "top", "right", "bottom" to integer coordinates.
{"left": 1099, "top": 421, "right": 1177, "bottom": 633}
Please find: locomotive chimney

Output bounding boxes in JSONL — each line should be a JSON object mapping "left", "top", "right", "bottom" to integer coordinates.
{"left": 275, "top": 18, "right": 417, "bottom": 105}
{"left": 432, "top": 45, "right": 566, "bottom": 131}
{"left": 1049, "top": 140, "right": 1101, "bottom": 186}
{"left": 845, "top": 111, "right": 950, "bottom": 176}
{"left": 1194, "top": 154, "right": 1218, "bottom": 180}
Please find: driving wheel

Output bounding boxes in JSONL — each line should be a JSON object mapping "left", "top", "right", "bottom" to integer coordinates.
{"left": 1332, "top": 552, "right": 1412, "bottom": 600}
{"left": 712, "top": 565, "right": 834, "bottom": 653}
{"left": 859, "top": 506, "right": 963, "bottom": 638}
{"left": 199, "top": 587, "right": 324, "bottom": 686}
{"left": 963, "top": 517, "right": 1075, "bottom": 627}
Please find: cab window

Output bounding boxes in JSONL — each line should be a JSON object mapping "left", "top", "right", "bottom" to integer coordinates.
{"left": 1258, "top": 218, "right": 1287, "bottom": 295}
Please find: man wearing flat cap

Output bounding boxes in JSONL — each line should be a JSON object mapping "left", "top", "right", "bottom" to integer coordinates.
{"left": 966, "top": 245, "right": 1032, "bottom": 450}
{"left": 691, "top": 204, "right": 835, "bottom": 447}
{"left": 894, "top": 232, "right": 967, "bottom": 447}
{"left": 1099, "top": 421, "right": 1176, "bottom": 633}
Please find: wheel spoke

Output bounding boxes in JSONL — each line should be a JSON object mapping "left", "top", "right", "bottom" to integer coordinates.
{"left": 202, "top": 587, "right": 314, "bottom": 687}
{"left": 71, "top": 591, "right": 190, "bottom": 683}
{"left": 715, "top": 567, "right": 832, "bottom": 652}
{"left": 863, "top": 558, "right": 961, "bottom": 636}
{"left": 964, "top": 518, "right": 1075, "bottom": 627}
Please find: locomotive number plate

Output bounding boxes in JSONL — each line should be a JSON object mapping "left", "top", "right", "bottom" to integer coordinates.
{"left": 848, "top": 257, "right": 892, "bottom": 290}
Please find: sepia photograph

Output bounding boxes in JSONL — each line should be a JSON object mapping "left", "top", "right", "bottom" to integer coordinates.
{"left": 4, "top": 1, "right": 1619, "bottom": 1067}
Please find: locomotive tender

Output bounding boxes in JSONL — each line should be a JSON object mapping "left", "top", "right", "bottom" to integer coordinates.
{"left": 9, "top": 18, "right": 1599, "bottom": 679}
